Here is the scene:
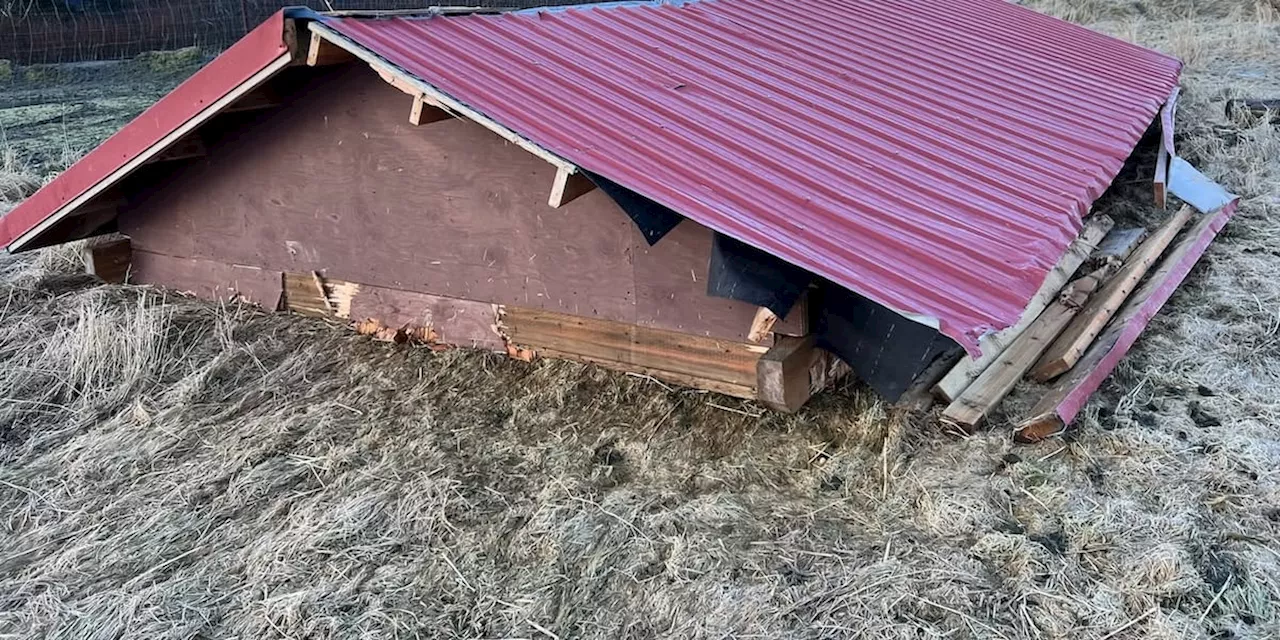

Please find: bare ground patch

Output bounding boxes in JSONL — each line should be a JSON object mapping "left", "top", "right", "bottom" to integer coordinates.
{"left": 0, "top": 2, "right": 1278, "bottom": 638}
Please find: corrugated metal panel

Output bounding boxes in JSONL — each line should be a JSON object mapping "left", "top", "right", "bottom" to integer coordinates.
{"left": 329, "top": 0, "right": 1182, "bottom": 354}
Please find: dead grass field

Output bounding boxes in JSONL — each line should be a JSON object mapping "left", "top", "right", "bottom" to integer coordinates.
{"left": 0, "top": 1, "right": 1278, "bottom": 638}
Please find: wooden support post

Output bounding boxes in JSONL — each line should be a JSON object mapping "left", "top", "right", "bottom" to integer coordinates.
{"left": 941, "top": 274, "right": 1101, "bottom": 432}
{"left": 757, "top": 335, "right": 824, "bottom": 412}
{"left": 548, "top": 167, "right": 596, "bottom": 208}
{"left": 1154, "top": 144, "right": 1169, "bottom": 209}
{"left": 1085, "top": 227, "right": 1148, "bottom": 272}
{"left": 934, "top": 215, "right": 1113, "bottom": 402}
{"left": 82, "top": 237, "right": 132, "bottom": 284}
{"left": 747, "top": 307, "right": 779, "bottom": 343}
{"left": 1031, "top": 205, "right": 1194, "bottom": 382}
{"left": 307, "top": 35, "right": 355, "bottom": 67}
{"left": 409, "top": 94, "right": 450, "bottom": 126}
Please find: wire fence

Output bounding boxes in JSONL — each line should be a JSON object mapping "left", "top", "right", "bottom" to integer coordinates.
{"left": 0, "top": 0, "right": 570, "bottom": 65}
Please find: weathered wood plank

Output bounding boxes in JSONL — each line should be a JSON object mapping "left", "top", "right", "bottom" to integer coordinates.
{"left": 748, "top": 307, "right": 778, "bottom": 343}
{"left": 1016, "top": 203, "right": 1235, "bottom": 442}
{"left": 498, "top": 306, "right": 767, "bottom": 389}
{"left": 941, "top": 274, "right": 1100, "bottom": 432}
{"left": 933, "top": 215, "right": 1113, "bottom": 402}
{"left": 755, "top": 335, "right": 841, "bottom": 412}
{"left": 1031, "top": 205, "right": 1193, "bottom": 382}
{"left": 1085, "top": 227, "right": 1148, "bottom": 272}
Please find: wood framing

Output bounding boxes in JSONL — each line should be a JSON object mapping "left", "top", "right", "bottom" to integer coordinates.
{"left": 409, "top": 94, "right": 450, "bottom": 125}
{"left": 933, "top": 215, "right": 1113, "bottom": 402}
{"left": 755, "top": 335, "right": 846, "bottom": 412}
{"left": 1154, "top": 143, "right": 1169, "bottom": 209}
{"left": 82, "top": 237, "right": 132, "bottom": 284}
{"left": 748, "top": 307, "right": 779, "bottom": 343}
{"left": 1031, "top": 205, "right": 1193, "bottom": 382}
{"left": 307, "top": 34, "right": 356, "bottom": 66}
{"left": 548, "top": 167, "right": 597, "bottom": 208}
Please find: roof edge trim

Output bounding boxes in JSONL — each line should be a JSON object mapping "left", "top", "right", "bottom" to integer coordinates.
{"left": 307, "top": 21, "right": 578, "bottom": 174}
{"left": 7, "top": 52, "right": 294, "bottom": 252}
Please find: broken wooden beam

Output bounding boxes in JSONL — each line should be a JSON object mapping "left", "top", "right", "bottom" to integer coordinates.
{"left": 941, "top": 273, "right": 1102, "bottom": 432}
{"left": 747, "top": 307, "right": 779, "bottom": 343}
{"left": 1016, "top": 202, "right": 1237, "bottom": 442}
{"left": 1085, "top": 226, "right": 1148, "bottom": 272}
{"left": 307, "top": 35, "right": 356, "bottom": 66}
{"left": 934, "top": 215, "right": 1113, "bottom": 402}
{"left": 548, "top": 167, "right": 596, "bottom": 208}
{"left": 1030, "top": 205, "right": 1194, "bottom": 382}
{"left": 409, "top": 94, "right": 450, "bottom": 125}
{"left": 82, "top": 236, "right": 132, "bottom": 284}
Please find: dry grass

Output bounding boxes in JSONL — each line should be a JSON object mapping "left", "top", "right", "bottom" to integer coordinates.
{"left": 0, "top": 1, "right": 1279, "bottom": 638}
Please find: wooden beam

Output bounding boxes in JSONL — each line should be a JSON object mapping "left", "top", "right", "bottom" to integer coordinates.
{"left": 145, "top": 133, "right": 206, "bottom": 164}
{"left": 1154, "top": 143, "right": 1169, "bottom": 209}
{"left": 82, "top": 237, "right": 131, "bottom": 284}
{"left": 747, "top": 307, "right": 779, "bottom": 343}
{"left": 307, "top": 35, "right": 356, "bottom": 66}
{"left": 757, "top": 335, "right": 814, "bottom": 412}
{"left": 933, "top": 215, "right": 1113, "bottom": 402}
{"left": 1017, "top": 204, "right": 1234, "bottom": 442}
{"left": 548, "top": 166, "right": 596, "bottom": 208}
{"left": 223, "top": 85, "right": 282, "bottom": 113}
{"left": 409, "top": 94, "right": 450, "bottom": 125}
{"left": 1030, "top": 205, "right": 1194, "bottom": 382}
{"left": 941, "top": 273, "right": 1101, "bottom": 432}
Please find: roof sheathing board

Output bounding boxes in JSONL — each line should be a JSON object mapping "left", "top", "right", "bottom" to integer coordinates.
{"left": 324, "top": 0, "right": 1182, "bottom": 354}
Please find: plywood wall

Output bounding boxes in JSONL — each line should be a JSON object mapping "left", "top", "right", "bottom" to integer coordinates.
{"left": 119, "top": 64, "right": 803, "bottom": 342}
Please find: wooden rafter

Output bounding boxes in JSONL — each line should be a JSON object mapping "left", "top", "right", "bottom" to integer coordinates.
{"left": 548, "top": 166, "right": 596, "bottom": 208}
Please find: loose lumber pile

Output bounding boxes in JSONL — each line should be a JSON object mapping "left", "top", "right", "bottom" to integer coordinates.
{"left": 938, "top": 204, "right": 1211, "bottom": 438}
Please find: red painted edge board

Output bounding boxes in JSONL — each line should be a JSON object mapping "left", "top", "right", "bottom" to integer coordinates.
{"left": 1051, "top": 199, "right": 1238, "bottom": 426}
{"left": 0, "top": 10, "right": 292, "bottom": 250}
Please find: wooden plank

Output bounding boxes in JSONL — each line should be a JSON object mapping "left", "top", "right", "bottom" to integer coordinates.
{"left": 8, "top": 52, "right": 293, "bottom": 252}
{"left": 498, "top": 306, "right": 767, "bottom": 389}
{"left": 82, "top": 236, "right": 131, "bottom": 284}
{"left": 283, "top": 272, "right": 333, "bottom": 317}
{"left": 1154, "top": 143, "right": 1169, "bottom": 209}
{"left": 933, "top": 215, "right": 1113, "bottom": 402}
{"left": 1017, "top": 203, "right": 1235, "bottom": 442}
{"left": 409, "top": 94, "right": 450, "bottom": 126}
{"left": 941, "top": 274, "right": 1100, "bottom": 432}
{"left": 1030, "top": 205, "right": 1194, "bottom": 382}
{"left": 306, "top": 35, "right": 355, "bottom": 67}
{"left": 548, "top": 166, "right": 596, "bottom": 208}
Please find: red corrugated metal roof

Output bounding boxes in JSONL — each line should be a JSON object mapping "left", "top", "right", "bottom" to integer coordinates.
{"left": 0, "top": 10, "right": 293, "bottom": 251}
{"left": 326, "top": 0, "right": 1181, "bottom": 354}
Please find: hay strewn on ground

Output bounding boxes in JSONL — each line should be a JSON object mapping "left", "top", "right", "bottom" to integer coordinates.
{"left": 1, "top": 2, "right": 1278, "bottom": 638}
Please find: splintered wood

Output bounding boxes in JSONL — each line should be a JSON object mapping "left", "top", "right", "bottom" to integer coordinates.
{"left": 1031, "top": 206, "right": 1193, "bottom": 382}
{"left": 941, "top": 273, "right": 1099, "bottom": 432}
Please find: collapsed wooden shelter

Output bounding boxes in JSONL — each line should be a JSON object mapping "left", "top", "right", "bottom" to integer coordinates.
{"left": 0, "top": 1, "right": 1237, "bottom": 434}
